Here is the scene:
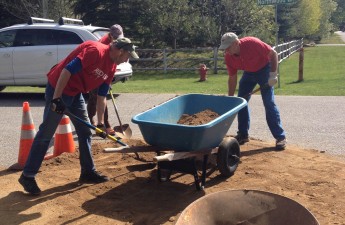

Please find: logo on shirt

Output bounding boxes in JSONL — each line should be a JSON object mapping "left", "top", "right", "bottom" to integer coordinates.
{"left": 93, "top": 68, "right": 109, "bottom": 80}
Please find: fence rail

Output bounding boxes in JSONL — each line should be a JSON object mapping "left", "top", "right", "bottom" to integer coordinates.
{"left": 130, "top": 39, "right": 304, "bottom": 74}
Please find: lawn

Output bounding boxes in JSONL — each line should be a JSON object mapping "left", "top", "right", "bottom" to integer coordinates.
{"left": 3, "top": 35, "right": 345, "bottom": 96}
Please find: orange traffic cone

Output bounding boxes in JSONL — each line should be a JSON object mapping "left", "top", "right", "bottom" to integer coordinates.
{"left": 9, "top": 102, "right": 36, "bottom": 170}
{"left": 45, "top": 115, "right": 75, "bottom": 160}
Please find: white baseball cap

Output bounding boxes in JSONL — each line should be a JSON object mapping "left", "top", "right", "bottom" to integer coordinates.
{"left": 219, "top": 32, "right": 238, "bottom": 50}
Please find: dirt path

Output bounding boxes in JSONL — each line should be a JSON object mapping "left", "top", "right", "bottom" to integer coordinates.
{"left": 1, "top": 138, "right": 345, "bottom": 225}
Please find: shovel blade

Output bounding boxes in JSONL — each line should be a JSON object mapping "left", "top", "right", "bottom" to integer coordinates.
{"left": 114, "top": 124, "right": 132, "bottom": 139}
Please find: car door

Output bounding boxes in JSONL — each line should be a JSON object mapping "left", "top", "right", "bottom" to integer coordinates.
{"left": 12, "top": 29, "right": 57, "bottom": 86}
{"left": 55, "top": 30, "right": 83, "bottom": 62}
{"left": 0, "top": 29, "right": 16, "bottom": 85}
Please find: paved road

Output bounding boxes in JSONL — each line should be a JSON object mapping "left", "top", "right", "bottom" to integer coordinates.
{"left": 1, "top": 93, "right": 345, "bottom": 168}
{"left": 335, "top": 31, "right": 345, "bottom": 42}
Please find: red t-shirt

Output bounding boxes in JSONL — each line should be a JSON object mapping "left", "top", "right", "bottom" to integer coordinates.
{"left": 224, "top": 37, "right": 272, "bottom": 76}
{"left": 47, "top": 41, "right": 116, "bottom": 96}
{"left": 98, "top": 34, "right": 111, "bottom": 45}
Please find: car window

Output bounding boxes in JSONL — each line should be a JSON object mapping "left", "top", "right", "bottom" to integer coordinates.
{"left": 0, "top": 30, "right": 17, "bottom": 48}
{"left": 92, "top": 30, "right": 109, "bottom": 40}
{"left": 55, "top": 30, "right": 83, "bottom": 44}
{"left": 13, "top": 29, "right": 56, "bottom": 47}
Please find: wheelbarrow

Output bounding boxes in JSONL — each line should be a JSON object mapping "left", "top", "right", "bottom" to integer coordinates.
{"left": 106, "top": 94, "right": 247, "bottom": 190}
{"left": 176, "top": 189, "right": 319, "bottom": 225}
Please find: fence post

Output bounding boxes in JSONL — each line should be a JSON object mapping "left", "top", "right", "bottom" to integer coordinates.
{"left": 277, "top": 44, "right": 281, "bottom": 88}
{"left": 298, "top": 47, "right": 304, "bottom": 82}
{"left": 213, "top": 47, "right": 218, "bottom": 74}
{"left": 163, "top": 48, "right": 167, "bottom": 74}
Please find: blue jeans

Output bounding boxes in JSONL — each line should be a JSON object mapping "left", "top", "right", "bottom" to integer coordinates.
{"left": 237, "top": 64, "right": 286, "bottom": 140}
{"left": 23, "top": 83, "right": 94, "bottom": 177}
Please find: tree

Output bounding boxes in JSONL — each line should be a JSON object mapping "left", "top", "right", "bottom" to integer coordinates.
{"left": 278, "top": 0, "right": 326, "bottom": 40}
{"left": 219, "top": 0, "right": 276, "bottom": 45}
{"left": 142, "top": 0, "right": 201, "bottom": 48}
{"left": 0, "top": 4, "right": 22, "bottom": 28}
{"left": 331, "top": 0, "right": 345, "bottom": 30}
{"left": 310, "top": 0, "right": 337, "bottom": 40}
{"left": 0, "top": 0, "right": 41, "bottom": 22}
{"left": 0, "top": 0, "right": 76, "bottom": 26}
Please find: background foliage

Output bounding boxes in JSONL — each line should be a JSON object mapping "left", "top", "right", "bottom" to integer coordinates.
{"left": 0, "top": 0, "right": 344, "bottom": 48}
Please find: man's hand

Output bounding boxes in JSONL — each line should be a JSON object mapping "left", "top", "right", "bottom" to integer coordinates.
{"left": 268, "top": 72, "right": 278, "bottom": 87}
{"left": 50, "top": 98, "right": 65, "bottom": 114}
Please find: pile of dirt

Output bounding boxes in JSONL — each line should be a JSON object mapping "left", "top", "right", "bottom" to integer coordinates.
{"left": 177, "top": 109, "right": 220, "bottom": 125}
{"left": 1, "top": 137, "right": 345, "bottom": 224}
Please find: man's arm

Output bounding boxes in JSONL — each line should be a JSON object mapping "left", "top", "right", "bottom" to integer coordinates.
{"left": 96, "top": 82, "right": 110, "bottom": 125}
{"left": 267, "top": 48, "right": 279, "bottom": 87}
{"left": 96, "top": 95, "right": 107, "bottom": 125}
{"left": 53, "top": 68, "right": 72, "bottom": 99}
{"left": 228, "top": 74, "right": 237, "bottom": 96}
{"left": 268, "top": 48, "right": 278, "bottom": 73}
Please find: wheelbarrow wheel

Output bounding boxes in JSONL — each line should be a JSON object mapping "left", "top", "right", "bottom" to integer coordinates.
{"left": 217, "top": 137, "right": 240, "bottom": 177}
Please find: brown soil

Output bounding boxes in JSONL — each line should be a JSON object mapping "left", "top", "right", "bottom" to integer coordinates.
{"left": 177, "top": 109, "right": 220, "bottom": 125}
{"left": 1, "top": 138, "right": 345, "bottom": 224}
{"left": 1, "top": 110, "right": 345, "bottom": 225}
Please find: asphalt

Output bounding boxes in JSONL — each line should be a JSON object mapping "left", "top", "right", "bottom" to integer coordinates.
{"left": 1, "top": 93, "right": 344, "bottom": 168}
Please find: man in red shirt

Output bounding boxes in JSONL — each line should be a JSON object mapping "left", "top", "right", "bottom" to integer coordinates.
{"left": 87, "top": 24, "right": 124, "bottom": 135}
{"left": 219, "top": 32, "right": 286, "bottom": 150}
{"left": 18, "top": 37, "right": 139, "bottom": 195}
{"left": 99, "top": 24, "right": 124, "bottom": 45}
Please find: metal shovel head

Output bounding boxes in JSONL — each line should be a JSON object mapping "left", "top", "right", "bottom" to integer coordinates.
{"left": 114, "top": 124, "right": 132, "bottom": 139}
{"left": 175, "top": 189, "right": 319, "bottom": 225}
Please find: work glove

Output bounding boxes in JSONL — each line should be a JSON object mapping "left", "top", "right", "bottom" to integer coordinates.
{"left": 268, "top": 72, "right": 278, "bottom": 87}
{"left": 50, "top": 97, "right": 66, "bottom": 114}
{"left": 96, "top": 124, "right": 107, "bottom": 139}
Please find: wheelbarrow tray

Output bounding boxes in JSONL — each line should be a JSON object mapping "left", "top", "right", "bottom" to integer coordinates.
{"left": 132, "top": 94, "right": 247, "bottom": 152}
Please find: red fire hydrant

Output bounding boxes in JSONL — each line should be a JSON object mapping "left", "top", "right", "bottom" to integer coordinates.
{"left": 199, "top": 64, "right": 208, "bottom": 82}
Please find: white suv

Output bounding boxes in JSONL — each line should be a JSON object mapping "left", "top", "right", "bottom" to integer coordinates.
{"left": 0, "top": 17, "right": 133, "bottom": 92}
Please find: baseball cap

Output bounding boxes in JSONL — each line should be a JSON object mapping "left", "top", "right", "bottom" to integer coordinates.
{"left": 115, "top": 37, "right": 139, "bottom": 59}
{"left": 219, "top": 32, "right": 238, "bottom": 50}
{"left": 110, "top": 24, "right": 124, "bottom": 39}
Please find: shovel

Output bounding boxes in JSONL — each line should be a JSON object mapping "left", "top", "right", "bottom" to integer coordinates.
{"left": 64, "top": 111, "right": 129, "bottom": 150}
{"left": 243, "top": 83, "right": 269, "bottom": 98}
{"left": 109, "top": 88, "right": 132, "bottom": 139}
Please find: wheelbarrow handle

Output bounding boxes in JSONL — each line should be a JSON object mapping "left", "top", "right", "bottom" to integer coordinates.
{"left": 64, "top": 111, "right": 128, "bottom": 147}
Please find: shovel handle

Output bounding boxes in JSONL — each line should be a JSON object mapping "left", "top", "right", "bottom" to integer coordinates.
{"left": 109, "top": 88, "right": 124, "bottom": 128}
{"left": 64, "top": 111, "right": 128, "bottom": 147}
{"left": 243, "top": 83, "right": 269, "bottom": 98}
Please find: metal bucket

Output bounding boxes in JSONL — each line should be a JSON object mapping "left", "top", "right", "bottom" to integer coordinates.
{"left": 175, "top": 189, "right": 319, "bottom": 225}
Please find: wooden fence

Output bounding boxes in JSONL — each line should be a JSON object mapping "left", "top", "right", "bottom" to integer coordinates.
{"left": 130, "top": 39, "right": 304, "bottom": 76}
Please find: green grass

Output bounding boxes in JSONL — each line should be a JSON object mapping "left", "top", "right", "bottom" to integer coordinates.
{"left": 115, "top": 45, "right": 345, "bottom": 96}
{"left": 319, "top": 33, "right": 345, "bottom": 44}
{"left": 3, "top": 35, "right": 345, "bottom": 96}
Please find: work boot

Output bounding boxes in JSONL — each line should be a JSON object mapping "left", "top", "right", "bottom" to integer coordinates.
{"left": 79, "top": 170, "right": 109, "bottom": 183}
{"left": 235, "top": 133, "right": 249, "bottom": 145}
{"left": 18, "top": 173, "right": 41, "bottom": 195}
{"left": 276, "top": 138, "right": 287, "bottom": 151}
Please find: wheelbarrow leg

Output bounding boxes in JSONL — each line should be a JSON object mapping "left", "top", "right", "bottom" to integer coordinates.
{"left": 201, "top": 154, "right": 208, "bottom": 188}
{"left": 156, "top": 151, "right": 172, "bottom": 182}
{"left": 194, "top": 154, "right": 208, "bottom": 191}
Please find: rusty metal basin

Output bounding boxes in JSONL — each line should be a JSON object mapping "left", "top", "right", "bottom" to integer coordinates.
{"left": 175, "top": 189, "right": 319, "bottom": 225}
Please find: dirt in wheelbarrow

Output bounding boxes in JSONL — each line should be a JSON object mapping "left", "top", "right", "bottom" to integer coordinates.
{"left": 177, "top": 109, "right": 220, "bottom": 125}
{"left": 1, "top": 137, "right": 345, "bottom": 225}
